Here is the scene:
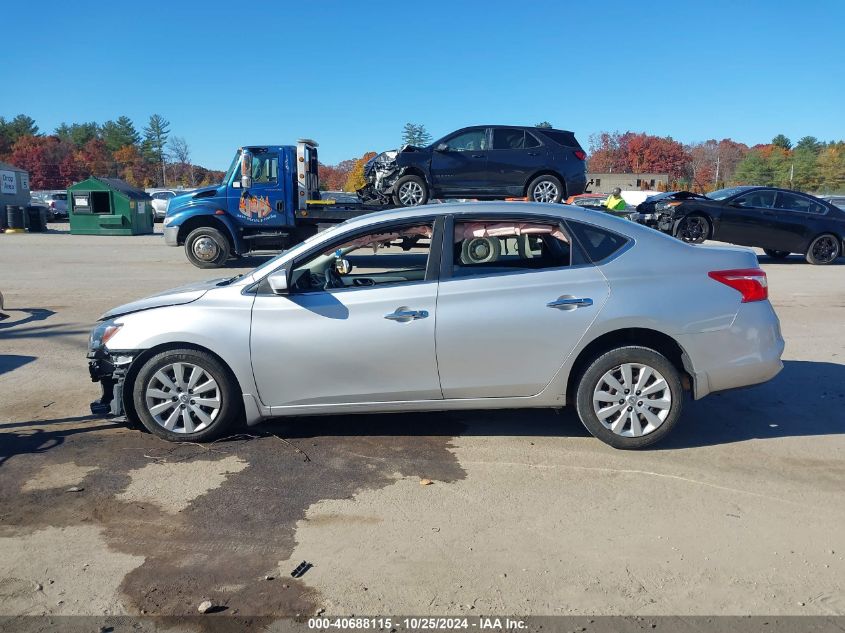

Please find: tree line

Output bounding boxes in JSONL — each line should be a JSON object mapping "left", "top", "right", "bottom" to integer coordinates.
{"left": 588, "top": 131, "right": 844, "bottom": 193}
{"left": 0, "top": 114, "right": 224, "bottom": 191}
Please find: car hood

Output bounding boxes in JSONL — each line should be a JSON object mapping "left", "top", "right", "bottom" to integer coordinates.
{"left": 100, "top": 277, "right": 226, "bottom": 320}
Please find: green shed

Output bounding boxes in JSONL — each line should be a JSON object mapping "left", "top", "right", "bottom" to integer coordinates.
{"left": 68, "top": 177, "right": 153, "bottom": 235}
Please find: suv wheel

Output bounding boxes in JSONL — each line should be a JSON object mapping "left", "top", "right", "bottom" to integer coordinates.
{"left": 393, "top": 175, "right": 428, "bottom": 207}
{"left": 527, "top": 175, "right": 563, "bottom": 203}
{"left": 185, "top": 227, "right": 231, "bottom": 268}
{"left": 805, "top": 234, "right": 841, "bottom": 265}
{"left": 132, "top": 349, "right": 241, "bottom": 442}
{"left": 575, "top": 346, "right": 683, "bottom": 449}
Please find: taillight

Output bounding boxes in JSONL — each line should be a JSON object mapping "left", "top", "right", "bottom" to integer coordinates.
{"left": 573, "top": 150, "right": 587, "bottom": 161}
{"left": 708, "top": 268, "right": 768, "bottom": 302}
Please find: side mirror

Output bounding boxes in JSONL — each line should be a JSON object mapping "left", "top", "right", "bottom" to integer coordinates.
{"left": 435, "top": 142, "right": 449, "bottom": 152}
{"left": 267, "top": 269, "right": 289, "bottom": 295}
{"left": 334, "top": 258, "right": 352, "bottom": 275}
{"left": 240, "top": 150, "right": 253, "bottom": 189}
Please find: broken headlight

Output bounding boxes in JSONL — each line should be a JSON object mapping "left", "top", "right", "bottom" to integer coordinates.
{"left": 89, "top": 320, "right": 122, "bottom": 350}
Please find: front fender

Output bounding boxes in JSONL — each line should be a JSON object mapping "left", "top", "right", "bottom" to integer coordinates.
{"left": 166, "top": 206, "right": 245, "bottom": 253}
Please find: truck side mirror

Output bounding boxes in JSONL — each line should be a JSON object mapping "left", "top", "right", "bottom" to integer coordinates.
{"left": 240, "top": 150, "right": 253, "bottom": 189}
{"left": 435, "top": 142, "right": 449, "bottom": 152}
{"left": 267, "top": 269, "right": 289, "bottom": 295}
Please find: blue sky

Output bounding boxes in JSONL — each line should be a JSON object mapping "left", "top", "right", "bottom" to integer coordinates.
{"left": 2, "top": 0, "right": 843, "bottom": 169}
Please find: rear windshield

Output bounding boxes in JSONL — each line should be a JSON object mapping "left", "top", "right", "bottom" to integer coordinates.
{"left": 538, "top": 130, "right": 581, "bottom": 149}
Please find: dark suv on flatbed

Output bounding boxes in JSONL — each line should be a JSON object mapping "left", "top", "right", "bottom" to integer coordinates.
{"left": 360, "top": 125, "right": 587, "bottom": 207}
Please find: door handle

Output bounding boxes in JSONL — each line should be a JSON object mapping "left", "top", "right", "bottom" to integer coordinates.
{"left": 547, "top": 297, "right": 593, "bottom": 310}
{"left": 384, "top": 309, "right": 429, "bottom": 322}
{"left": 471, "top": 154, "right": 484, "bottom": 158}
{"left": 528, "top": 152, "right": 539, "bottom": 156}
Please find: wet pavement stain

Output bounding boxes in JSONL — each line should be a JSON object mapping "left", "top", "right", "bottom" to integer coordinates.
{"left": 0, "top": 412, "right": 470, "bottom": 625}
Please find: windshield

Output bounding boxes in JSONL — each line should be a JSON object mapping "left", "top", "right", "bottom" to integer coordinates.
{"left": 222, "top": 151, "right": 241, "bottom": 185}
{"left": 247, "top": 220, "right": 355, "bottom": 279}
{"left": 708, "top": 186, "right": 754, "bottom": 200}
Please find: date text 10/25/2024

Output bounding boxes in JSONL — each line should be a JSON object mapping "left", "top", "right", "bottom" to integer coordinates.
{"left": 307, "top": 617, "right": 528, "bottom": 630}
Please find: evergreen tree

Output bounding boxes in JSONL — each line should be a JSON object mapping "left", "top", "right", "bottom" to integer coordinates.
{"left": 101, "top": 116, "right": 140, "bottom": 152}
{"left": 143, "top": 114, "right": 171, "bottom": 186}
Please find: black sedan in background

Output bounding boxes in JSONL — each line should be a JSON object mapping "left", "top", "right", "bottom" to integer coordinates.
{"left": 653, "top": 186, "right": 845, "bottom": 264}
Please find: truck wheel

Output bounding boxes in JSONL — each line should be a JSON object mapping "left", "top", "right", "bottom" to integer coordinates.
{"left": 185, "top": 227, "right": 230, "bottom": 268}
{"left": 132, "top": 348, "right": 242, "bottom": 442}
{"left": 393, "top": 175, "right": 428, "bottom": 207}
{"left": 527, "top": 175, "right": 563, "bottom": 203}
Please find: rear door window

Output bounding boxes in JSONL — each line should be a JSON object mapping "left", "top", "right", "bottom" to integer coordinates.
{"left": 538, "top": 130, "right": 580, "bottom": 148}
{"left": 775, "top": 192, "right": 827, "bottom": 215}
{"left": 492, "top": 129, "right": 526, "bottom": 150}
{"left": 566, "top": 221, "right": 629, "bottom": 263}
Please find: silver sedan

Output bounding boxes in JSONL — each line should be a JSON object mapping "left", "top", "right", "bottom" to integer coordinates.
{"left": 88, "top": 202, "right": 784, "bottom": 449}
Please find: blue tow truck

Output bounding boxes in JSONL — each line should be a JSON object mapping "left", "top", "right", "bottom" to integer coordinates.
{"left": 164, "top": 140, "right": 382, "bottom": 268}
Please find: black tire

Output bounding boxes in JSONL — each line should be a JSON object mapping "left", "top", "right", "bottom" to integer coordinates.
{"left": 575, "top": 346, "right": 683, "bottom": 450}
{"left": 527, "top": 175, "right": 564, "bottom": 204}
{"left": 805, "top": 233, "right": 841, "bottom": 265}
{"left": 392, "top": 175, "right": 429, "bottom": 207}
{"left": 763, "top": 249, "right": 790, "bottom": 259}
{"left": 132, "top": 348, "right": 242, "bottom": 442}
{"left": 185, "top": 226, "right": 231, "bottom": 268}
{"left": 673, "top": 214, "right": 710, "bottom": 244}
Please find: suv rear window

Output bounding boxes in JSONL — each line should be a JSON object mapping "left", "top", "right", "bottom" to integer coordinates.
{"left": 539, "top": 130, "right": 581, "bottom": 149}
{"left": 566, "top": 221, "right": 629, "bottom": 262}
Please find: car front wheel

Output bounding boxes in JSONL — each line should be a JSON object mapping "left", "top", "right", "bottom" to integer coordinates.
{"left": 133, "top": 349, "right": 241, "bottom": 442}
{"left": 674, "top": 214, "right": 710, "bottom": 244}
{"left": 805, "top": 234, "right": 841, "bottom": 265}
{"left": 527, "top": 175, "right": 563, "bottom": 203}
{"left": 575, "top": 346, "right": 683, "bottom": 449}
{"left": 393, "top": 175, "right": 428, "bottom": 207}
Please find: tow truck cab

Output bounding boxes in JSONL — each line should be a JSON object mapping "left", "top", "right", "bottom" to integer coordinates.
{"left": 163, "top": 140, "right": 370, "bottom": 268}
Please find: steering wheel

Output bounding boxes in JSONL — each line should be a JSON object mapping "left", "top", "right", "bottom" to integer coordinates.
{"left": 324, "top": 266, "right": 344, "bottom": 290}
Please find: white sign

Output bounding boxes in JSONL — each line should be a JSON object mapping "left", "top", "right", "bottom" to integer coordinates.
{"left": 0, "top": 170, "right": 17, "bottom": 195}
{"left": 74, "top": 195, "right": 89, "bottom": 207}
{"left": 20, "top": 172, "right": 29, "bottom": 192}
{"left": 138, "top": 201, "right": 146, "bottom": 214}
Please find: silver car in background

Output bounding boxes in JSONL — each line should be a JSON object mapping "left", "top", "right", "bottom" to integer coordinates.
{"left": 88, "top": 202, "right": 784, "bottom": 449}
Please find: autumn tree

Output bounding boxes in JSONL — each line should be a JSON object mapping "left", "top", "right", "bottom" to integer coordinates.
{"left": 168, "top": 136, "right": 195, "bottom": 186}
{"left": 344, "top": 151, "right": 377, "bottom": 192}
{"left": 816, "top": 143, "right": 844, "bottom": 193}
{"left": 8, "top": 136, "right": 73, "bottom": 189}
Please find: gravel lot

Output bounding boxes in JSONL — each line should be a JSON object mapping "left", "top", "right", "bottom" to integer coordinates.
{"left": 1, "top": 223, "right": 844, "bottom": 622}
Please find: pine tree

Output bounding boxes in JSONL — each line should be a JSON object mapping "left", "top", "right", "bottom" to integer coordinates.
{"left": 143, "top": 114, "right": 171, "bottom": 186}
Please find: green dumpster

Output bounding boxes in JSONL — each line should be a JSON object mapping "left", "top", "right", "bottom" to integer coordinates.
{"left": 68, "top": 177, "right": 153, "bottom": 235}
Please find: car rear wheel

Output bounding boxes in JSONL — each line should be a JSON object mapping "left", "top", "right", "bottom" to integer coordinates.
{"left": 805, "top": 234, "right": 841, "bottom": 265}
{"left": 392, "top": 175, "right": 428, "bottom": 207}
{"left": 132, "top": 349, "right": 241, "bottom": 442}
{"left": 674, "top": 214, "right": 710, "bottom": 244}
{"left": 575, "top": 346, "right": 683, "bottom": 449}
{"left": 185, "top": 226, "right": 231, "bottom": 268}
{"left": 527, "top": 175, "right": 563, "bottom": 204}
{"left": 763, "top": 249, "right": 790, "bottom": 259}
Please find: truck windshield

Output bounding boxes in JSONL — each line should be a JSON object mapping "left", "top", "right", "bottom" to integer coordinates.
{"left": 222, "top": 152, "right": 240, "bottom": 185}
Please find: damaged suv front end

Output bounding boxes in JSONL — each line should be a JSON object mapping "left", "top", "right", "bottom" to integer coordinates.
{"left": 358, "top": 145, "right": 425, "bottom": 203}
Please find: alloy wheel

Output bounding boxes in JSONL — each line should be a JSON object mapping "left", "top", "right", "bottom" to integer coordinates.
{"left": 398, "top": 181, "right": 424, "bottom": 206}
{"left": 592, "top": 362, "right": 672, "bottom": 438}
{"left": 811, "top": 235, "right": 839, "bottom": 264}
{"left": 144, "top": 362, "right": 221, "bottom": 434}
{"left": 532, "top": 181, "right": 559, "bottom": 203}
{"left": 676, "top": 216, "right": 707, "bottom": 243}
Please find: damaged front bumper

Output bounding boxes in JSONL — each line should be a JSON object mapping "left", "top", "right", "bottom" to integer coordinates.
{"left": 88, "top": 348, "right": 136, "bottom": 418}
{"left": 358, "top": 150, "right": 401, "bottom": 203}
